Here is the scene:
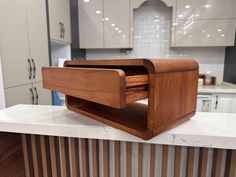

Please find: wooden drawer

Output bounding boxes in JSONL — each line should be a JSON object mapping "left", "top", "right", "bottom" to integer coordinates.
{"left": 42, "top": 67, "right": 148, "bottom": 108}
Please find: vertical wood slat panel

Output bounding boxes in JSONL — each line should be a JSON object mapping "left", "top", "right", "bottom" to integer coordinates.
{"left": 228, "top": 150, "right": 236, "bottom": 177}
{"left": 92, "top": 139, "right": 99, "bottom": 177}
{"left": 115, "top": 141, "right": 120, "bottom": 177}
{"left": 103, "top": 140, "right": 110, "bottom": 177}
{"left": 81, "top": 139, "right": 89, "bottom": 177}
{"left": 198, "top": 148, "right": 208, "bottom": 177}
{"left": 162, "top": 145, "right": 168, "bottom": 177}
{"left": 149, "top": 144, "right": 156, "bottom": 177}
{"left": 49, "top": 136, "right": 58, "bottom": 177}
{"left": 186, "top": 147, "right": 195, "bottom": 177}
{"left": 31, "top": 135, "right": 39, "bottom": 177}
{"left": 70, "top": 138, "right": 80, "bottom": 177}
{"left": 174, "top": 146, "right": 181, "bottom": 177}
{"left": 40, "top": 136, "right": 48, "bottom": 177}
{"left": 126, "top": 142, "right": 132, "bottom": 177}
{"left": 138, "top": 143, "right": 143, "bottom": 177}
{"left": 211, "top": 149, "right": 224, "bottom": 177}
{"left": 60, "top": 137, "right": 68, "bottom": 177}
{"left": 21, "top": 134, "right": 31, "bottom": 177}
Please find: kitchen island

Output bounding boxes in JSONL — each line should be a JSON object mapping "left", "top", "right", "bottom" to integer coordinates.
{"left": 0, "top": 104, "right": 235, "bottom": 177}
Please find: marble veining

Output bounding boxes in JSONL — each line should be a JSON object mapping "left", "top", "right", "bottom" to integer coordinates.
{"left": 0, "top": 104, "right": 236, "bottom": 149}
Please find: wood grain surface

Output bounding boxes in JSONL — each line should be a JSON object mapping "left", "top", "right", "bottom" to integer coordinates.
{"left": 43, "top": 59, "right": 199, "bottom": 140}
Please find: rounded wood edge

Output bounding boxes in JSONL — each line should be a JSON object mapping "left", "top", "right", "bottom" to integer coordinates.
{"left": 144, "top": 58, "right": 199, "bottom": 73}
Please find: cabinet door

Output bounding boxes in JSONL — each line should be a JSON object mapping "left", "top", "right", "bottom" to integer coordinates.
{"left": 104, "top": 0, "right": 130, "bottom": 48}
{"left": 176, "top": 0, "right": 236, "bottom": 20}
{"left": 78, "top": 0, "right": 103, "bottom": 48}
{"left": 60, "top": 0, "right": 71, "bottom": 43}
{"left": 0, "top": 0, "right": 31, "bottom": 88}
{"left": 174, "top": 19, "right": 236, "bottom": 46}
{"left": 26, "top": 0, "right": 50, "bottom": 82}
{"left": 48, "top": 0, "right": 71, "bottom": 43}
{"left": 5, "top": 84, "right": 33, "bottom": 107}
{"left": 33, "top": 82, "right": 52, "bottom": 105}
{"left": 212, "top": 94, "right": 236, "bottom": 113}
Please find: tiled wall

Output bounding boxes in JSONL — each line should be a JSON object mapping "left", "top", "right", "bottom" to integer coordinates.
{"left": 86, "top": 0, "right": 225, "bottom": 84}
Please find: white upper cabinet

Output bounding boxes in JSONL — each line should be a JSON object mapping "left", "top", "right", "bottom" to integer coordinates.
{"left": 174, "top": 19, "right": 236, "bottom": 47}
{"left": 79, "top": 0, "right": 132, "bottom": 48}
{"left": 48, "top": 0, "right": 71, "bottom": 43}
{"left": 104, "top": 0, "right": 130, "bottom": 48}
{"left": 0, "top": 0, "right": 31, "bottom": 88}
{"left": 78, "top": 0, "right": 103, "bottom": 48}
{"left": 171, "top": 0, "right": 236, "bottom": 47}
{"left": 26, "top": 0, "right": 50, "bottom": 82}
{"left": 176, "top": 0, "right": 236, "bottom": 20}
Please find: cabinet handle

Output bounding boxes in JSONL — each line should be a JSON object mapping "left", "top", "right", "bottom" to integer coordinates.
{"left": 31, "top": 59, "right": 36, "bottom": 79}
{"left": 27, "top": 59, "right": 32, "bottom": 79}
{"left": 59, "top": 22, "right": 63, "bottom": 38}
{"left": 34, "top": 87, "right": 38, "bottom": 105}
{"left": 215, "top": 95, "right": 218, "bottom": 110}
{"left": 62, "top": 23, "right": 65, "bottom": 38}
{"left": 30, "top": 88, "right": 34, "bottom": 104}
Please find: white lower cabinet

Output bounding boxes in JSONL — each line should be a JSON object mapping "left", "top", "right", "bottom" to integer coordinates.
{"left": 5, "top": 82, "right": 51, "bottom": 107}
{"left": 33, "top": 82, "right": 52, "bottom": 105}
{"left": 211, "top": 94, "right": 236, "bottom": 113}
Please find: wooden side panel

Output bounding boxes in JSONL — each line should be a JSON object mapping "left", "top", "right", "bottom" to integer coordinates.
{"left": 0, "top": 133, "right": 25, "bottom": 177}
{"left": 42, "top": 67, "right": 126, "bottom": 108}
{"left": 115, "top": 141, "right": 121, "bottom": 177}
{"left": 162, "top": 145, "right": 169, "bottom": 177}
{"left": 198, "top": 148, "right": 208, "bottom": 177}
{"left": 149, "top": 144, "right": 156, "bottom": 177}
{"left": 19, "top": 136, "right": 236, "bottom": 177}
{"left": 126, "top": 142, "right": 132, "bottom": 177}
{"left": 186, "top": 147, "right": 195, "bottom": 177}
{"left": 103, "top": 140, "right": 110, "bottom": 177}
{"left": 152, "top": 70, "right": 198, "bottom": 134}
{"left": 174, "top": 146, "right": 181, "bottom": 177}
{"left": 138, "top": 143, "right": 144, "bottom": 177}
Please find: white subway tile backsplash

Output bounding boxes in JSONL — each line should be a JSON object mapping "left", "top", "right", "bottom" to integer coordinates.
{"left": 86, "top": 0, "right": 225, "bottom": 84}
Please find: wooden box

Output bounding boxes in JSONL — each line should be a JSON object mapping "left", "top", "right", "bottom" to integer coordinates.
{"left": 42, "top": 59, "right": 199, "bottom": 140}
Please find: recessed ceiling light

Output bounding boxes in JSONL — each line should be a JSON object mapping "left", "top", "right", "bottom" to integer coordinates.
{"left": 83, "top": 0, "right": 89, "bottom": 2}
{"left": 178, "top": 14, "right": 183, "bottom": 18}
{"left": 202, "top": 29, "right": 205, "bottom": 33}
{"left": 115, "top": 28, "right": 119, "bottom": 31}
{"left": 221, "top": 34, "right": 225, "bottom": 37}
{"left": 207, "top": 34, "right": 210, "bottom": 37}
{"left": 122, "top": 35, "right": 126, "bottom": 38}
{"left": 111, "top": 23, "right": 115, "bottom": 26}
{"left": 104, "top": 18, "right": 109, "bottom": 21}
{"left": 217, "top": 29, "right": 222, "bottom": 32}
{"left": 189, "top": 35, "right": 192, "bottom": 38}
{"left": 118, "top": 30, "right": 122, "bottom": 33}
{"left": 96, "top": 10, "right": 101, "bottom": 14}
{"left": 185, "top": 5, "right": 191, "bottom": 8}
{"left": 203, "top": 4, "right": 211, "bottom": 8}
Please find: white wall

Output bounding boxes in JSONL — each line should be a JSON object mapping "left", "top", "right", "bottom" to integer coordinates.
{"left": 51, "top": 42, "right": 71, "bottom": 66}
{"left": 0, "top": 56, "right": 6, "bottom": 109}
{"left": 86, "top": 0, "right": 225, "bottom": 84}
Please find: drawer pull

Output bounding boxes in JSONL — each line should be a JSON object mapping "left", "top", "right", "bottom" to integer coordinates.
{"left": 27, "top": 59, "right": 32, "bottom": 79}
{"left": 30, "top": 88, "right": 34, "bottom": 104}
{"left": 31, "top": 59, "right": 36, "bottom": 79}
{"left": 34, "top": 87, "right": 38, "bottom": 105}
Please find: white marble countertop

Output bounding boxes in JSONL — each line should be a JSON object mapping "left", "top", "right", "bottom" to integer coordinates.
{"left": 0, "top": 104, "right": 236, "bottom": 149}
{"left": 198, "top": 82, "right": 236, "bottom": 94}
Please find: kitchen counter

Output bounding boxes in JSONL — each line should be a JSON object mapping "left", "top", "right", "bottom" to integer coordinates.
{"left": 198, "top": 82, "right": 236, "bottom": 94}
{"left": 0, "top": 104, "right": 236, "bottom": 149}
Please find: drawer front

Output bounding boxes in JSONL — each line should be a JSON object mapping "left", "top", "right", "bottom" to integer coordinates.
{"left": 42, "top": 67, "right": 126, "bottom": 108}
